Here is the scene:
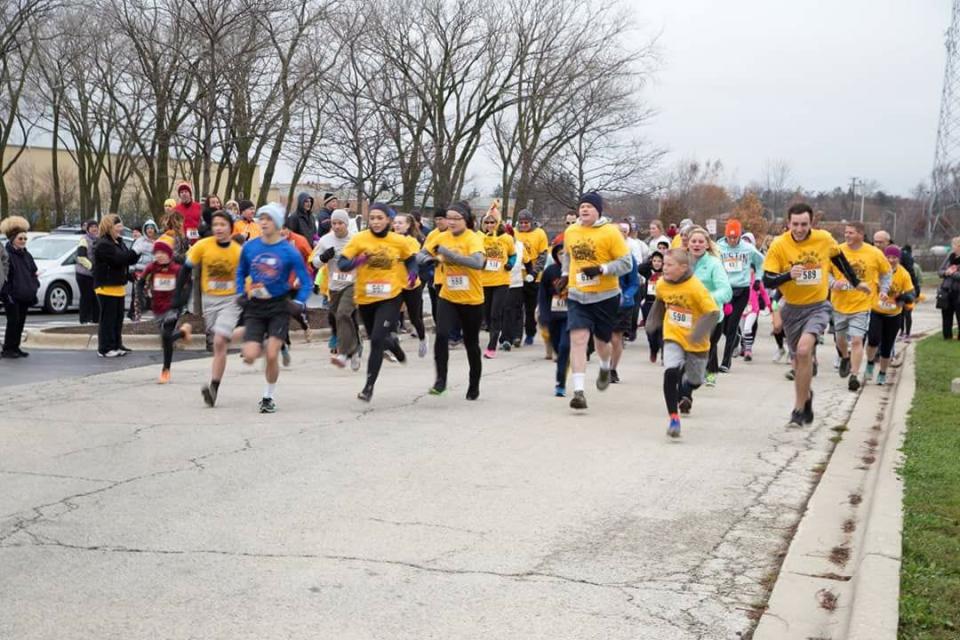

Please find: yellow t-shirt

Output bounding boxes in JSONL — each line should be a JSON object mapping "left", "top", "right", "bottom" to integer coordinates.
{"left": 564, "top": 222, "right": 630, "bottom": 295}
{"left": 233, "top": 218, "right": 261, "bottom": 240}
{"left": 186, "top": 237, "right": 243, "bottom": 296}
{"left": 402, "top": 235, "right": 422, "bottom": 289}
{"left": 423, "top": 229, "right": 485, "bottom": 305}
{"left": 829, "top": 242, "right": 891, "bottom": 315}
{"left": 671, "top": 234, "right": 683, "bottom": 249}
{"left": 94, "top": 285, "right": 126, "bottom": 297}
{"left": 762, "top": 229, "right": 840, "bottom": 306}
{"left": 480, "top": 233, "right": 515, "bottom": 288}
{"left": 341, "top": 230, "right": 416, "bottom": 306}
{"left": 515, "top": 228, "right": 549, "bottom": 282}
{"left": 656, "top": 276, "right": 719, "bottom": 353}
{"left": 872, "top": 264, "right": 912, "bottom": 316}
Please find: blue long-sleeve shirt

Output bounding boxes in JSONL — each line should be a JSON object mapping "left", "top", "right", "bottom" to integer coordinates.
{"left": 716, "top": 238, "right": 765, "bottom": 289}
{"left": 236, "top": 237, "right": 311, "bottom": 304}
{"left": 618, "top": 256, "right": 640, "bottom": 308}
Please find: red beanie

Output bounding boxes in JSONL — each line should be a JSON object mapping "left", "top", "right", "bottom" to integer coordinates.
{"left": 725, "top": 219, "right": 742, "bottom": 235}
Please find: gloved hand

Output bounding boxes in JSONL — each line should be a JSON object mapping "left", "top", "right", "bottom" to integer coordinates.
{"left": 752, "top": 279, "right": 762, "bottom": 292}
{"left": 235, "top": 294, "right": 248, "bottom": 308}
{"left": 723, "top": 302, "right": 733, "bottom": 315}
{"left": 580, "top": 265, "right": 603, "bottom": 278}
{"left": 353, "top": 253, "right": 369, "bottom": 267}
{"left": 318, "top": 247, "right": 336, "bottom": 263}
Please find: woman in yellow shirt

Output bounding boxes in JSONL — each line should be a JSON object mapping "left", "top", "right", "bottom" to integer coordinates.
{"left": 479, "top": 213, "right": 517, "bottom": 358}
{"left": 92, "top": 214, "right": 140, "bottom": 357}
{"left": 338, "top": 204, "right": 418, "bottom": 402}
{"left": 865, "top": 245, "right": 916, "bottom": 385}
{"left": 392, "top": 213, "right": 428, "bottom": 358}
{"left": 420, "top": 202, "right": 486, "bottom": 399}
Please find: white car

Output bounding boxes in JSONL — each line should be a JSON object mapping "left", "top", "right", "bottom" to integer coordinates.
{"left": 26, "top": 234, "right": 84, "bottom": 313}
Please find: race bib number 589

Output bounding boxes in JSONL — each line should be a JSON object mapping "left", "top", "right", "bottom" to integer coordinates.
{"left": 796, "top": 267, "right": 822, "bottom": 286}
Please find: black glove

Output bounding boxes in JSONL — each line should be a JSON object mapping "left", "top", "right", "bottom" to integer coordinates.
{"left": 318, "top": 247, "right": 336, "bottom": 263}
{"left": 524, "top": 261, "right": 534, "bottom": 275}
{"left": 235, "top": 294, "right": 248, "bottom": 309}
{"left": 581, "top": 265, "right": 603, "bottom": 278}
{"left": 752, "top": 279, "right": 762, "bottom": 292}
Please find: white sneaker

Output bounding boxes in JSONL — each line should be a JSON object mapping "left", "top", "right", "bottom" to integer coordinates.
{"left": 772, "top": 347, "right": 786, "bottom": 363}
{"left": 385, "top": 351, "right": 398, "bottom": 363}
{"left": 104, "top": 350, "right": 124, "bottom": 358}
{"left": 418, "top": 340, "right": 428, "bottom": 358}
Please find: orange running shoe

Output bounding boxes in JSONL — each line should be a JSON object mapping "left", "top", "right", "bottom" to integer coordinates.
{"left": 158, "top": 369, "right": 171, "bottom": 384}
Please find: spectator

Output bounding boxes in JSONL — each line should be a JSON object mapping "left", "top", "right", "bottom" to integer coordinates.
{"left": 317, "top": 193, "right": 338, "bottom": 236}
{"left": 93, "top": 214, "right": 139, "bottom": 357}
{"left": 0, "top": 216, "right": 40, "bottom": 358}
{"left": 76, "top": 218, "right": 101, "bottom": 324}
{"left": 285, "top": 192, "right": 317, "bottom": 248}
{"left": 936, "top": 236, "right": 960, "bottom": 339}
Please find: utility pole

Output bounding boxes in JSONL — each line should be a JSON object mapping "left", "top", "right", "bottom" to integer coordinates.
{"left": 927, "top": 0, "right": 960, "bottom": 243}
{"left": 850, "top": 177, "right": 860, "bottom": 221}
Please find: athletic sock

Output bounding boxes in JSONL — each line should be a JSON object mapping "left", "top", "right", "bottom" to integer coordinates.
{"left": 572, "top": 373, "right": 586, "bottom": 392}
{"left": 600, "top": 358, "right": 611, "bottom": 370}
{"left": 264, "top": 383, "right": 276, "bottom": 399}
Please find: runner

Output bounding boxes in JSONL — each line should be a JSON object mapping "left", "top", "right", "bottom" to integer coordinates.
{"left": 762, "top": 203, "right": 862, "bottom": 428}
{"left": 686, "top": 227, "right": 732, "bottom": 387}
{"left": 829, "top": 221, "right": 890, "bottom": 391}
{"left": 739, "top": 272, "right": 771, "bottom": 362}
{"left": 232, "top": 199, "right": 260, "bottom": 242}
{"left": 645, "top": 249, "right": 720, "bottom": 437}
{"left": 234, "top": 204, "right": 311, "bottom": 413}
{"left": 173, "top": 182, "right": 203, "bottom": 244}
{"left": 561, "top": 192, "right": 632, "bottom": 410}
{"left": 514, "top": 209, "right": 549, "bottom": 346}
{"left": 313, "top": 209, "right": 361, "bottom": 370}
{"left": 143, "top": 241, "right": 192, "bottom": 383}
{"left": 538, "top": 241, "right": 570, "bottom": 396}
{"left": 715, "top": 219, "right": 765, "bottom": 371}
{"left": 479, "top": 213, "right": 517, "bottom": 358}
{"left": 638, "top": 250, "right": 664, "bottom": 363}
{"left": 392, "top": 213, "right": 429, "bottom": 358}
{"left": 420, "top": 202, "right": 486, "bottom": 399}
{"left": 173, "top": 210, "right": 243, "bottom": 406}
{"left": 503, "top": 230, "right": 525, "bottom": 350}
{"left": 338, "top": 203, "right": 418, "bottom": 401}
{"left": 865, "top": 245, "right": 915, "bottom": 385}
{"left": 610, "top": 224, "right": 641, "bottom": 382}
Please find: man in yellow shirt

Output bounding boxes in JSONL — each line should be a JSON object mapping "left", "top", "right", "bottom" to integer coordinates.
{"left": 645, "top": 249, "right": 720, "bottom": 437}
{"left": 560, "top": 192, "right": 632, "bottom": 410}
{"left": 763, "top": 203, "right": 862, "bottom": 428}
{"left": 514, "top": 209, "right": 549, "bottom": 346}
{"left": 829, "top": 221, "right": 891, "bottom": 391}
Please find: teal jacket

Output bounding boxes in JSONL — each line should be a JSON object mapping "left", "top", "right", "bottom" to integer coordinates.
{"left": 693, "top": 253, "right": 733, "bottom": 321}
{"left": 716, "top": 238, "right": 765, "bottom": 289}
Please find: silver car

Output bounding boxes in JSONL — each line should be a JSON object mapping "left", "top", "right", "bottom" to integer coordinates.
{"left": 26, "top": 234, "right": 84, "bottom": 313}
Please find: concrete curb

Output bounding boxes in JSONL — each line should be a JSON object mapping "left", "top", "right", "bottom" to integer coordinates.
{"left": 753, "top": 346, "right": 912, "bottom": 639}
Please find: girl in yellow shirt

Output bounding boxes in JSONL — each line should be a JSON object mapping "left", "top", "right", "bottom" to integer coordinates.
{"left": 479, "top": 214, "right": 517, "bottom": 358}
{"left": 392, "top": 213, "right": 428, "bottom": 358}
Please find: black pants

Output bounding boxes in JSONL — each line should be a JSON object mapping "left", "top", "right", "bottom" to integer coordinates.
{"left": 159, "top": 315, "right": 184, "bottom": 370}
{"left": 503, "top": 287, "right": 524, "bottom": 344}
{"left": 900, "top": 309, "right": 913, "bottom": 336}
{"left": 640, "top": 299, "right": 662, "bottom": 359}
{"left": 96, "top": 295, "right": 125, "bottom": 354}
{"left": 483, "top": 285, "right": 509, "bottom": 349}
{"left": 427, "top": 282, "right": 440, "bottom": 323}
{"left": 868, "top": 311, "right": 901, "bottom": 359}
{"left": 358, "top": 297, "right": 403, "bottom": 390}
{"left": 77, "top": 274, "right": 99, "bottom": 324}
{"left": 2, "top": 300, "right": 30, "bottom": 353}
{"left": 434, "top": 299, "right": 482, "bottom": 391}
{"left": 942, "top": 307, "right": 960, "bottom": 339}
{"left": 400, "top": 284, "right": 426, "bottom": 341}
{"left": 548, "top": 316, "right": 570, "bottom": 386}
{"left": 717, "top": 287, "right": 750, "bottom": 369}
{"left": 521, "top": 280, "right": 538, "bottom": 339}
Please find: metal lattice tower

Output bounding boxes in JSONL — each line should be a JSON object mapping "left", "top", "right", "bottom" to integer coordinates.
{"left": 928, "top": 0, "right": 960, "bottom": 242}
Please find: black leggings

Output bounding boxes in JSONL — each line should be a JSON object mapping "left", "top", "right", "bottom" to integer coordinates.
{"left": 434, "top": 299, "right": 483, "bottom": 391}
{"left": 159, "top": 315, "right": 185, "bottom": 370}
{"left": 900, "top": 308, "right": 912, "bottom": 336}
{"left": 400, "top": 284, "right": 425, "bottom": 340}
{"left": 868, "top": 311, "right": 901, "bottom": 360}
{"left": 483, "top": 285, "right": 509, "bottom": 349}
{"left": 719, "top": 287, "right": 750, "bottom": 368}
{"left": 359, "top": 297, "right": 403, "bottom": 390}
{"left": 521, "top": 281, "right": 538, "bottom": 339}
{"left": 664, "top": 366, "right": 700, "bottom": 414}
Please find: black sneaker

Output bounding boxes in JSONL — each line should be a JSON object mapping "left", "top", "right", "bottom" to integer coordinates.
{"left": 848, "top": 374, "right": 861, "bottom": 392}
{"left": 1, "top": 350, "right": 21, "bottom": 359}
{"left": 610, "top": 369, "right": 620, "bottom": 384}
{"left": 466, "top": 385, "right": 479, "bottom": 401}
{"left": 258, "top": 397, "right": 276, "bottom": 413}
{"left": 570, "top": 391, "right": 588, "bottom": 410}
{"left": 500, "top": 341, "right": 512, "bottom": 352}
{"left": 678, "top": 396, "right": 693, "bottom": 415}
{"left": 597, "top": 368, "right": 611, "bottom": 391}
{"left": 357, "top": 385, "right": 373, "bottom": 402}
{"left": 803, "top": 390, "right": 814, "bottom": 424}
{"left": 201, "top": 384, "right": 218, "bottom": 408}
{"left": 15, "top": 349, "right": 29, "bottom": 358}
{"left": 838, "top": 357, "right": 851, "bottom": 378}
{"left": 429, "top": 381, "right": 446, "bottom": 396}
{"left": 786, "top": 409, "right": 805, "bottom": 428}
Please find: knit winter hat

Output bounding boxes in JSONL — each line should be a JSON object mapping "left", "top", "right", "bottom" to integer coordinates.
{"left": 884, "top": 245, "right": 902, "bottom": 258}
{"left": 152, "top": 240, "right": 173, "bottom": 257}
{"left": 177, "top": 183, "right": 193, "bottom": 196}
{"left": 369, "top": 203, "right": 392, "bottom": 217}
{"left": 331, "top": 209, "right": 350, "bottom": 225}
{"left": 517, "top": 209, "right": 534, "bottom": 222}
{"left": 578, "top": 192, "right": 603, "bottom": 215}
{"left": 256, "top": 203, "right": 285, "bottom": 230}
{"left": 238, "top": 199, "right": 255, "bottom": 213}
{"left": 323, "top": 193, "right": 337, "bottom": 206}
{"left": 725, "top": 219, "right": 742, "bottom": 235}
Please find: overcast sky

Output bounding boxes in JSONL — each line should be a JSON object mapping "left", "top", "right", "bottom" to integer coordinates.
{"left": 632, "top": 0, "right": 951, "bottom": 195}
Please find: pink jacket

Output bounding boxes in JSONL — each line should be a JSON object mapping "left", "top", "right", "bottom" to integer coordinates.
{"left": 746, "top": 272, "right": 771, "bottom": 315}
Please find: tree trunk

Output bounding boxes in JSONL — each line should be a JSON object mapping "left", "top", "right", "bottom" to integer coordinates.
{"left": 0, "top": 173, "right": 9, "bottom": 218}
{"left": 51, "top": 98, "right": 64, "bottom": 225}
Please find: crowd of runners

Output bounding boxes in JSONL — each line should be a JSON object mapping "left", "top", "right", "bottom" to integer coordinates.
{"left": 0, "top": 185, "right": 929, "bottom": 436}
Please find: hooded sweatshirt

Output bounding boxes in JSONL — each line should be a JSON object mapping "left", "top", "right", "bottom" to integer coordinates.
{"left": 174, "top": 182, "right": 203, "bottom": 242}
{"left": 133, "top": 220, "right": 159, "bottom": 270}
{"left": 313, "top": 225, "right": 356, "bottom": 292}
{"left": 716, "top": 237, "right": 765, "bottom": 289}
{"left": 285, "top": 192, "right": 317, "bottom": 248}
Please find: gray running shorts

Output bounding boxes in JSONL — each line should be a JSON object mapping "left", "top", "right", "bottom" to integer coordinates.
{"left": 663, "top": 341, "right": 708, "bottom": 387}
{"left": 781, "top": 300, "right": 832, "bottom": 354}
{"left": 202, "top": 294, "right": 241, "bottom": 338}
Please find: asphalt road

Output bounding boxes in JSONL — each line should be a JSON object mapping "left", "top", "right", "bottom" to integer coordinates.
{"left": 0, "top": 349, "right": 209, "bottom": 388}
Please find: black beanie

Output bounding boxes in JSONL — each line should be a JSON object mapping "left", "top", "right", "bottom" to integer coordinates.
{"left": 578, "top": 192, "right": 604, "bottom": 215}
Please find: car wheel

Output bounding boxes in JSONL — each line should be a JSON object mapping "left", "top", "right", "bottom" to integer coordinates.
{"left": 45, "top": 281, "right": 71, "bottom": 314}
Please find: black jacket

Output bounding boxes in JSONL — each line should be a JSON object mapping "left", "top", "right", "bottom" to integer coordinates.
{"left": 92, "top": 236, "right": 139, "bottom": 288}
{"left": 1, "top": 245, "right": 39, "bottom": 305}
{"left": 938, "top": 252, "right": 960, "bottom": 308}
{"left": 285, "top": 192, "right": 317, "bottom": 248}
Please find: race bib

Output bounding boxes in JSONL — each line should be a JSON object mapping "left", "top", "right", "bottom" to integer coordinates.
{"left": 667, "top": 306, "right": 693, "bottom": 329}
{"left": 796, "top": 267, "right": 822, "bottom": 286}
{"left": 153, "top": 275, "right": 176, "bottom": 291}
{"left": 446, "top": 275, "right": 469, "bottom": 291}
{"left": 365, "top": 282, "right": 392, "bottom": 298}
{"left": 249, "top": 283, "right": 272, "bottom": 299}
{"left": 332, "top": 271, "right": 355, "bottom": 283}
{"left": 576, "top": 271, "right": 600, "bottom": 287}
{"left": 485, "top": 259, "right": 501, "bottom": 271}
{"left": 186, "top": 228, "right": 199, "bottom": 240}
{"left": 879, "top": 298, "right": 898, "bottom": 311}
{"left": 550, "top": 296, "right": 567, "bottom": 313}
{"left": 207, "top": 278, "right": 233, "bottom": 292}
{"left": 723, "top": 256, "right": 743, "bottom": 273}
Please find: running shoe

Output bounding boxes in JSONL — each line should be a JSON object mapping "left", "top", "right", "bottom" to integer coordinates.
{"left": 569, "top": 391, "right": 588, "bottom": 410}
{"left": 524, "top": 335, "right": 535, "bottom": 346}
{"left": 429, "top": 381, "right": 446, "bottom": 395}
{"left": 99, "top": 350, "right": 124, "bottom": 358}
{"left": 903, "top": 334, "right": 912, "bottom": 343}
{"left": 864, "top": 361, "right": 875, "bottom": 382}
{"left": 500, "top": 341, "right": 512, "bottom": 352}
{"left": 418, "top": 340, "right": 428, "bottom": 358}
{"left": 876, "top": 371, "right": 887, "bottom": 386}
{"left": 258, "top": 397, "right": 276, "bottom": 413}
{"left": 596, "top": 368, "right": 611, "bottom": 391}
{"left": 201, "top": 384, "right": 218, "bottom": 407}
{"left": 15, "top": 349, "right": 29, "bottom": 357}
{"left": 773, "top": 347, "right": 786, "bottom": 363}
{"left": 719, "top": 364, "right": 730, "bottom": 373}
{"left": 609, "top": 369, "right": 620, "bottom": 384}
{"left": 784, "top": 369, "right": 795, "bottom": 381}
{"left": 554, "top": 385, "right": 566, "bottom": 397}
{"left": 357, "top": 385, "right": 373, "bottom": 402}
{"left": 389, "top": 340, "right": 407, "bottom": 364}
{"left": 483, "top": 348, "right": 496, "bottom": 359}
{"left": 281, "top": 345, "right": 291, "bottom": 367}
{"left": 743, "top": 350, "right": 753, "bottom": 362}
{"left": 678, "top": 396, "right": 692, "bottom": 415}
{"left": 331, "top": 354, "right": 348, "bottom": 368}
{"left": 705, "top": 372, "right": 717, "bottom": 387}
{"left": 512, "top": 338, "right": 521, "bottom": 348}
{"left": 649, "top": 352, "right": 658, "bottom": 364}
{"left": 848, "top": 374, "right": 861, "bottom": 392}
{"left": 839, "top": 357, "right": 851, "bottom": 378}
{"left": 449, "top": 339, "right": 463, "bottom": 349}
{"left": 158, "top": 369, "right": 171, "bottom": 385}
{"left": 803, "top": 390, "right": 814, "bottom": 425}
{"left": 667, "top": 416, "right": 682, "bottom": 438}
{"left": 351, "top": 342, "right": 364, "bottom": 371}
{"left": 786, "top": 409, "right": 805, "bottom": 428}
{"left": 466, "top": 385, "right": 480, "bottom": 401}
{"left": 833, "top": 355, "right": 840, "bottom": 370}
{"left": 385, "top": 351, "right": 398, "bottom": 363}
{"left": 118, "top": 345, "right": 133, "bottom": 354}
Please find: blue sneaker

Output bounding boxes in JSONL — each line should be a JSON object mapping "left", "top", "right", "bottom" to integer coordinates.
{"left": 524, "top": 335, "right": 534, "bottom": 346}
{"left": 667, "top": 416, "right": 681, "bottom": 438}
{"left": 876, "top": 371, "right": 887, "bottom": 386}
{"left": 555, "top": 385, "right": 566, "bottom": 397}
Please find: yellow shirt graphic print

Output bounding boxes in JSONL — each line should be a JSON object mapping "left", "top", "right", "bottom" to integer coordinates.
{"left": 565, "top": 224, "right": 628, "bottom": 295}
{"left": 762, "top": 229, "right": 840, "bottom": 306}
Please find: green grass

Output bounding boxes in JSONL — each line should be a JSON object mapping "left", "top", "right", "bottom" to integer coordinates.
{"left": 899, "top": 338, "right": 960, "bottom": 639}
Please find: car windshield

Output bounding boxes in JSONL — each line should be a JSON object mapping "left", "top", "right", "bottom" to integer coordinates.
{"left": 27, "top": 236, "right": 78, "bottom": 260}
